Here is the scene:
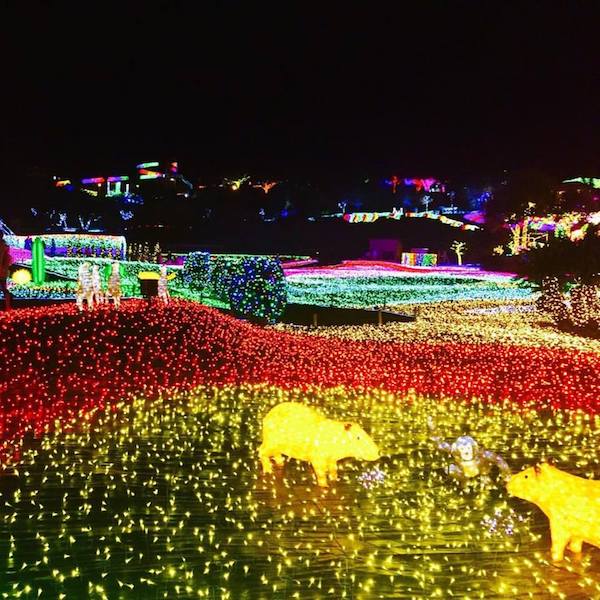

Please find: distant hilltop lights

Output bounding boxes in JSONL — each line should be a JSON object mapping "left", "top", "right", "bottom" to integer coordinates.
{"left": 384, "top": 176, "right": 445, "bottom": 193}
{"left": 53, "top": 160, "right": 188, "bottom": 197}
{"left": 563, "top": 176, "right": 600, "bottom": 189}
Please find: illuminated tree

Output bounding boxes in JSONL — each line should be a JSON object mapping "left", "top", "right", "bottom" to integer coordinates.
{"left": 228, "top": 257, "right": 287, "bottom": 324}
{"left": 225, "top": 175, "right": 250, "bottom": 191}
{"left": 386, "top": 175, "right": 401, "bottom": 194}
{"left": 253, "top": 181, "right": 278, "bottom": 194}
{"left": 451, "top": 241, "right": 466, "bottom": 266}
{"left": 521, "top": 225, "right": 600, "bottom": 329}
{"left": 182, "top": 252, "right": 211, "bottom": 292}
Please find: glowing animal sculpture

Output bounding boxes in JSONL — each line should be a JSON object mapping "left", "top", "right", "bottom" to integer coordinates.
{"left": 158, "top": 265, "right": 170, "bottom": 305}
{"left": 507, "top": 463, "right": 600, "bottom": 561}
{"left": 428, "top": 417, "right": 510, "bottom": 485}
{"left": 76, "top": 263, "right": 94, "bottom": 311}
{"left": 91, "top": 264, "right": 104, "bottom": 305}
{"left": 106, "top": 262, "right": 122, "bottom": 308}
{"left": 259, "top": 402, "right": 380, "bottom": 486}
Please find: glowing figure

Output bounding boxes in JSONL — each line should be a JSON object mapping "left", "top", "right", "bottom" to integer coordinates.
{"left": 428, "top": 417, "right": 510, "bottom": 484}
{"left": 385, "top": 175, "right": 401, "bottom": 193}
{"left": 91, "top": 264, "right": 104, "bottom": 305}
{"left": 225, "top": 175, "right": 250, "bottom": 191}
{"left": 253, "top": 181, "right": 278, "bottom": 194}
{"left": 259, "top": 402, "right": 379, "bottom": 487}
{"left": 76, "top": 263, "right": 93, "bottom": 311}
{"left": 106, "top": 262, "right": 122, "bottom": 308}
{"left": 508, "top": 463, "right": 600, "bottom": 561}
{"left": 158, "top": 265, "right": 170, "bottom": 305}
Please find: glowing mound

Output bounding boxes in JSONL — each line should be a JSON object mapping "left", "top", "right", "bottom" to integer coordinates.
{"left": 0, "top": 299, "right": 598, "bottom": 464}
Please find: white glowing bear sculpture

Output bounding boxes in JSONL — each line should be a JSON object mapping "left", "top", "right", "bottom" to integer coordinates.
{"left": 507, "top": 463, "right": 600, "bottom": 561}
{"left": 158, "top": 264, "right": 170, "bottom": 305}
{"left": 107, "top": 261, "right": 122, "bottom": 308}
{"left": 259, "top": 402, "right": 380, "bottom": 487}
{"left": 76, "top": 263, "right": 93, "bottom": 311}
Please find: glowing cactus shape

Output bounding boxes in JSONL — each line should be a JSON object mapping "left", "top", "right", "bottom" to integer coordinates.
{"left": 32, "top": 237, "right": 46, "bottom": 284}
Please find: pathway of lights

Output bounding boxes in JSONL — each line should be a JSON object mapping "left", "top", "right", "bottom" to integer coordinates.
{"left": 0, "top": 385, "right": 599, "bottom": 599}
{"left": 0, "top": 300, "right": 599, "bottom": 465}
{"left": 285, "top": 264, "right": 533, "bottom": 308}
{"left": 275, "top": 298, "right": 600, "bottom": 353}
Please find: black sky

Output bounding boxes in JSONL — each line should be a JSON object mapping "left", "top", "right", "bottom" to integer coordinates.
{"left": 2, "top": 1, "right": 599, "bottom": 182}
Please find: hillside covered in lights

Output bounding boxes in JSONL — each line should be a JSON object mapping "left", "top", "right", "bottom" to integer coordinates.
{"left": 0, "top": 300, "right": 599, "bottom": 598}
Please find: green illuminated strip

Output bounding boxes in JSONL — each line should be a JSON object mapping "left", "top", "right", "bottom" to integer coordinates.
{"left": 32, "top": 238, "right": 46, "bottom": 284}
{"left": 287, "top": 274, "right": 533, "bottom": 308}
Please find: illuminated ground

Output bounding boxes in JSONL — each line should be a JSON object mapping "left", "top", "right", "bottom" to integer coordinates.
{"left": 0, "top": 299, "right": 598, "bottom": 599}
{"left": 1, "top": 385, "right": 599, "bottom": 599}
{"left": 284, "top": 262, "right": 533, "bottom": 308}
{"left": 276, "top": 298, "right": 600, "bottom": 353}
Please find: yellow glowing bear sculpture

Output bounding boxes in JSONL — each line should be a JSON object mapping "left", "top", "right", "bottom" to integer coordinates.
{"left": 259, "top": 402, "right": 380, "bottom": 487}
{"left": 507, "top": 463, "right": 600, "bottom": 561}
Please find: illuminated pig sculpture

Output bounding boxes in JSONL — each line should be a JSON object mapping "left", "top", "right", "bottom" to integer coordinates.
{"left": 259, "top": 402, "right": 380, "bottom": 487}
{"left": 507, "top": 463, "right": 600, "bottom": 561}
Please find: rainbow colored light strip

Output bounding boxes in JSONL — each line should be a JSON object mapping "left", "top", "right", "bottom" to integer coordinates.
{"left": 343, "top": 210, "right": 480, "bottom": 230}
{"left": 285, "top": 262, "right": 530, "bottom": 307}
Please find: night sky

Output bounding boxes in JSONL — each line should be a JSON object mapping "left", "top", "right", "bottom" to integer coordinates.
{"left": 3, "top": 1, "right": 599, "bottom": 182}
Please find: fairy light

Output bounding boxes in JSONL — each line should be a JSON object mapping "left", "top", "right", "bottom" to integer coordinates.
{"left": 0, "top": 384, "right": 598, "bottom": 597}
{"left": 8, "top": 234, "right": 126, "bottom": 258}
{"left": 275, "top": 297, "right": 600, "bottom": 353}
{"left": 0, "top": 299, "right": 598, "bottom": 467}
{"left": 285, "top": 263, "right": 532, "bottom": 308}
{"left": 0, "top": 292, "right": 598, "bottom": 597}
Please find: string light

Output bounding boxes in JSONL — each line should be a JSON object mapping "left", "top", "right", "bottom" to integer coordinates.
{"left": 0, "top": 299, "right": 598, "bottom": 470}
{"left": 0, "top": 384, "right": 598, "bottom": 597}
{"left": 7, "top": 234, "right": 126, "bottom": 258}
{"left": 286, "top": 263, "right": 533, "bottom": 307}
{"left": 275, "top": 298, "right": 600, "bottom": 352}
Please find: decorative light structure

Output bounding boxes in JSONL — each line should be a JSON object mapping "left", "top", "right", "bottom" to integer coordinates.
{"left": 507, "top": 463, "right": 600, "bottom": 561}
{"left": 225, "top": 175, "right": 250, "bottom": 191}
{"left": 451, "top": 240, "right": 466, "bottom": 266}
{"left": 253, "top": 181, "right": 278, "bottom": 194}
{"left": 31, "top": 237, "right": 46, "bottom": 284}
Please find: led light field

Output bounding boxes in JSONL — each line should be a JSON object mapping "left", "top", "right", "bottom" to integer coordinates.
{"left": 0, "top": 300, "right": 598, "bottom": 600}
{"left": 0, "top": 386, "right": 599, "bottom": 599}
{"left": 285, "top": 264, "right": 533, "bottom": 308}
